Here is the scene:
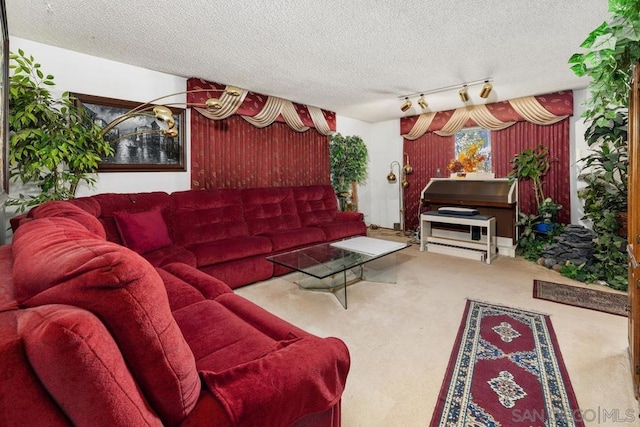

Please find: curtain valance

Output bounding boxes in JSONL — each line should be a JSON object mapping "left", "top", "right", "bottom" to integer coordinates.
{"left": 400, "top": 91, "right": 573, "bottom": 139}
{"left": 187, "top": 78, "right": 336, "bottom": 135}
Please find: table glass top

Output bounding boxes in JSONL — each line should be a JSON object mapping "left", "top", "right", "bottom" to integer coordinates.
{"left": 266, "top": 237, "right": 409, "bottom": 279}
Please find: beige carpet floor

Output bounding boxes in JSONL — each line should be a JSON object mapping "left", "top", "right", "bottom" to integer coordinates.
{"left": 235, "top": 230, "right": 638, "bottom": 426}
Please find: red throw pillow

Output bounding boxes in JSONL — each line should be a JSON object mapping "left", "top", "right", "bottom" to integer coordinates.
{"left": 113, "top": 209, "right": 172, "bottom": 254}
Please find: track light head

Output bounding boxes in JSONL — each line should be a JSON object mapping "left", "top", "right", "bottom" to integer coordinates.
{"left": 480, "top": 81, "right": 493, "bottom": 98}
{"left": 417, "top": 95, "right": 428, "bottom": 110}
{"left": 459, "top": 86, "right": 469, "bottom": 103}
{"left": 400, "top": 97, "right": 412, "bottom": 112}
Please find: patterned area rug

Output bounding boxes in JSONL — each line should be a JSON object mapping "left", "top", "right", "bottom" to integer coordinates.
{"left": 533, "top": 280, "right": 628, "bottom": 317}
{"left": 430, "top": 300, "right": 584, "bottom": 427}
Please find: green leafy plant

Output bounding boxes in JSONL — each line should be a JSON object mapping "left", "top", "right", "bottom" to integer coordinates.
{"left": 568, "top": 0, "right": 640, "bottom": 290}
{"left": 329, "top": 133, "right": 368, "bottom": 210}
{"left": 8, "top": 49, "right": 114, "bottom": 212}
{"left": 538, "top": 198, "right": 562, "bottom": 223}
{"left": 507, "top": 145, "right": 550, "bottom": 210}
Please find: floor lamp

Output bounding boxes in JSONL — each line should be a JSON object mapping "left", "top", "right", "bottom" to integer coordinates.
{"left": 386, "top": 154, "right": 413, "bottom": 232}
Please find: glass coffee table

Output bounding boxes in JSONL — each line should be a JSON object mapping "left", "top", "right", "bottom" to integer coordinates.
{"left": 266, "top": 236, "right": 409, "bottom": 309}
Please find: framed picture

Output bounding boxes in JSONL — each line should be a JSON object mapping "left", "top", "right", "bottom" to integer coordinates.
{"left": 72, "top": 93, "right": 186, "bottom": 172}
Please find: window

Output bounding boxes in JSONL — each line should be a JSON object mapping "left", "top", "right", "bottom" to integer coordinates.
{"left": 454, "top": 128, "right": 491, "bottom": 172}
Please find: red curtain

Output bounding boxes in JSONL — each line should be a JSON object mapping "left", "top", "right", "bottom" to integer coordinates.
{"left": 402, "top": 118, "right": 570, "bottom": 230}
{"left": 403, "top": 133, "right": 455, "bottom": 231}
{"left": 191, "top": 114, "right": 330, "bottom": 189}
{"left": 491, "top": 119, "right": 571, "bottom": 224}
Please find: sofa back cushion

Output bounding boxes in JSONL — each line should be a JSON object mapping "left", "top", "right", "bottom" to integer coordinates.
{"left": 85, "top": 192, "right": 172, "bottom": 245}
{"left": 30, "top": 200, "right": 106, "bottom": 239}
{"left": 241, "top": 187, "right": 301, "bottom": 235}
{"left": 293, "top": 185, "right": 338, "bottom": 226}
{"left": 11, "top": 217, "right": 200, "bottom": 426}
{"left": 169, "top": 189, "right": 248, "bottom": 246}
{"left": 20, "top": 305, "right": 163, "bottom": 426}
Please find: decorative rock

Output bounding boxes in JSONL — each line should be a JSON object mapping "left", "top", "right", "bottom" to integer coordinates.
{"left": 538, "top": 225, "right": 596, "bottom": 271}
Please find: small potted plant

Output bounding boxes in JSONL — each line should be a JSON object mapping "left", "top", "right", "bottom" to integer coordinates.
{"left": 536, "top": 197, "right": 562, "bottom": 232}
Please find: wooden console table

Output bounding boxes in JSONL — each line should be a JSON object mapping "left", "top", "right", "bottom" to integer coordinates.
{"left": 419, "top": 212, "right": 496, "bottom": 264}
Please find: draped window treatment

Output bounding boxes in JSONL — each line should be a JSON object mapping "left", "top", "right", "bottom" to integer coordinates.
{"left": 401, "top": 91, "right": 573, "bottom": 138}
{"left": 402, "top": 118, "right": 571, "bottom": 230}
{"left": 191, "top": 114, "right": 330, "bottom": 189}
{"left": 187, "top": 77, "right": 335, "bottom": 189}
{"left": 187, "top": 78, "right": 336, "bottom": 135}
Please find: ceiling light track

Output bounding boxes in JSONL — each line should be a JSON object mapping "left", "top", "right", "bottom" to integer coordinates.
{"left": 399, "top": 78, "right": 493, "bottom": 100}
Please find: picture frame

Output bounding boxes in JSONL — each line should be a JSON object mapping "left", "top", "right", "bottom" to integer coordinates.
{"left": 72, "top": 93, "right": 186, "bottom": 172}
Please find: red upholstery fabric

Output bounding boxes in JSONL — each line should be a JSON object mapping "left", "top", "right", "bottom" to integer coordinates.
{"left": 187, "top": 235, "right": 272, "bottom": 267}
{"left": 30, "top": 201, "right": 106, "bottom": 239}
{"left": 293, "top": 185, "right": 339, "bottom": 226}
{"left": 199, "top": 255, "right": 274, "bottom": 289}
{"left": 242, "top": 187, "right": 326, "bottom": 251}
{"left": 113, "top": 208, "right": 172, "bottom": 254}
{"left": 157, "top": 263, "right": 233, "bottom": 312}
{"left": 317, "top": 221, "right": 367, "bottom": 242}
{"left": 200, "top": 336, "right": 349, "bottom": 427}
{"left": 20, "top": 305, "right": 162, "bottom": 426}
{"left": 11, "top": 218, "right": 201, "bottom": 426}
{"left": 170, "top": 189, "right": 248, "bottom": 245}
{"left": 0, "top": 310, "right": 71, "bottom": 426}
{"left": 143, "top": 245, "right": 198, "bottom": 268}
{"left": 241, "top": 187, "right": 302, "bottom": 235}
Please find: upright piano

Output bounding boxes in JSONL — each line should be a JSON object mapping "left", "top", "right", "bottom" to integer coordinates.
{"left": 420, "top": 178, "right": 518, "bottom": 257}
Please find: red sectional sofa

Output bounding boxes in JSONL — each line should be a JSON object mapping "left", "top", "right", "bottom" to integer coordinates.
{"left": 0, "top": 186, "right": 354, "bottom": 425}
{"left": 14, "top": 184, "right": 366, "bottom": 288}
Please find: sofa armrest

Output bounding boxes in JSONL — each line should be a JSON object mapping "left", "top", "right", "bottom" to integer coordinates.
{"left": 335, "top": 211, "right": 364, "bottom": 222}
{"left": 200, "top": 336, "right": 349, "bottom": 427}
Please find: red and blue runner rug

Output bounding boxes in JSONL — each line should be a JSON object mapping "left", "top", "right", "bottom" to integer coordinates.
{"left": 429, "top": 300, "right": 584, "bottom": 427}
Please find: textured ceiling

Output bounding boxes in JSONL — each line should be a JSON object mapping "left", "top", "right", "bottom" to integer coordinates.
{"left": 6, "top": 1, "right": 609, "bottom": 123}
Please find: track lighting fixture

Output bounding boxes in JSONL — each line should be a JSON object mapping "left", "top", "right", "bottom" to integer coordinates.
{"left": 399, "top": 78, "right": 493, "bottom": 108}
{"left": 400, "top": 97, "right": 412, "bottom": 112}
{"left": 417, "top": 95, "right": 428, "bottom": 110}
{"left": 479, "top": 81, "right": 493, "bottom": 98}
{"left": 458, "top": 85, "right": 469, "bottom": 103}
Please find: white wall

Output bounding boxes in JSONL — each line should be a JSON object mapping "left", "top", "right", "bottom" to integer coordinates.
{"left": 336, "top": 116, "right": 402, "bottom": 229}
{"left": 570, "top": 89, "right": 589, "bottom": 226}
{"left": 9, "top": 37, "right": 192, "bottom": 198}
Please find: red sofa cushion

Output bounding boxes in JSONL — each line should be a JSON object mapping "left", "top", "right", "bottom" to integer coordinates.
{"left": 293, "top": 185, "right": 339, "bottom": 226}
{"left": 113, "top": 208, "right": 172, "bottom": 254}
{"left": 187, "top": 236, "right": 272, "bottom": 267}
{"left": 170, "top": 189, "right": 249, "bottom": 246}
{"left": 200, "top": 336, "right": 349, "bottom": 427}
{"left": 11, "top": 217, "right": 200, "bottom": 426}
{"left": 157, "top": 262, "right": 233, "bottom": 312}
{"left": 30, "top": 200, "right": 107, "bottom": 239}
{"left": 20, "top": 304, "right": 162, "bottom": 426}
{"left": 241, "top": 187, "right": 302, "bottom": 235}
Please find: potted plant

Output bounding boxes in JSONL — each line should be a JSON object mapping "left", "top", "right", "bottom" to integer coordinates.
{"left": 7, "top": 49, "right": 113, "bottom": 212}
{"left": 536, "top": 197, "right": 562, "bottom": 233}
{"left": 507, "top": 145, "right": 550, "bottom": 210}
{"left": 568, "top": 0, "right": 640, "bottom": 290}
{"left": 329, "top": 133, "right": 368, "bottom": 211}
